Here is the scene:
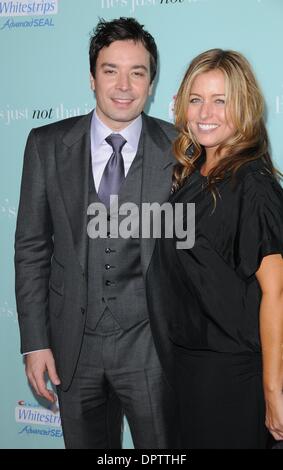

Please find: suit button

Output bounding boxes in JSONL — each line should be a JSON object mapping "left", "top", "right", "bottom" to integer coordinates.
{"left": 105, "top": 264, "right": 111, "bottom": 270}
{"left": 81, "top": 308, "right": 85, "bottom": 315}
{"left": 105, "top": 248, "right": 111, "bottom": 254}
{"left": 107, "top": 232, "right": 111, "bottom": 238}
{"left": 107, "top": 214, "right": 111, "bottom": 221}
{"left": 105, "top": 280, "right": 111, "bottom": 286}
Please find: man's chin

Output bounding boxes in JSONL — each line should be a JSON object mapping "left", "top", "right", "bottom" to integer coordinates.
{"left": 97, "top": 108, "right": 142, "bottom": 129}
{"left": 109, "top": 112, "right": 140, "bottom": 124}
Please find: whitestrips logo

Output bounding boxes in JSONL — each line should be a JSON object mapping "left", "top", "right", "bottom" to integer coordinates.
{"left": 0, "top": 0, "right": 58, "bottom": 30}
{"left": 0, "top": 0, "right": 58, "bottom": 16}
{"left": 15, "top": 401, "right": 61, "bottom": 427}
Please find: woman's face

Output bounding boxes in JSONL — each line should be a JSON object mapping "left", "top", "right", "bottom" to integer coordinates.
{"left": 187, "top": 69, "right": 236, "bottom": 157}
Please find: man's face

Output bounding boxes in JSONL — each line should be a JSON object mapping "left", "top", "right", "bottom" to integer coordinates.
{"left": 90, "top": 40, "right": 153, "bottom": 131}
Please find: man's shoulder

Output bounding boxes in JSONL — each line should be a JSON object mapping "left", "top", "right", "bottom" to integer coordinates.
{"left": 31, "top": 112, "right": 92, "bottom": 139}
{"left": 143, "top": 114, "right": 177, "bottom": 140}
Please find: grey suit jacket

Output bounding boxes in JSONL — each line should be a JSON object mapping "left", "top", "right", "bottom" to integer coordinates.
{"left": 15, "top": 111, "right": 177, "bottom": 390}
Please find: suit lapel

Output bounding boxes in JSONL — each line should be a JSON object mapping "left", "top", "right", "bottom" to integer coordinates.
{"left": 56, "top": 111, "right": 176, "bottom": 276}
{"left": 140, "top": 114, "right": 176, "bottom": 277}
{"left": 56, "top": 112, "right": 93, "bottom": 274}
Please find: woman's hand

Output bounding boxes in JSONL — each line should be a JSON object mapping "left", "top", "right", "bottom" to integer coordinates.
{"left": 265, "top": 391, "right": 283, "bottom": 440}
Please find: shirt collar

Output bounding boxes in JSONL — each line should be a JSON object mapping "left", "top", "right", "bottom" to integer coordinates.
{"left": 91, "top": 109, "right": 142, "bottom": 154}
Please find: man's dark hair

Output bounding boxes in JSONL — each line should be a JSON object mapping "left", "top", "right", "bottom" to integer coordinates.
{"left": 89, "top": 17, "right": 158, "bottom": 84}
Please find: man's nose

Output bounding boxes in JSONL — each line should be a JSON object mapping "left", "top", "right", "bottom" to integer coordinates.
{"left": 116, "top": 73, "right": 131, "bottom": 91}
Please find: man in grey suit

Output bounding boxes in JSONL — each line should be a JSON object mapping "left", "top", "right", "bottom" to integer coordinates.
{"left": 15, "top": 17, "right": 178, "bottom": 449}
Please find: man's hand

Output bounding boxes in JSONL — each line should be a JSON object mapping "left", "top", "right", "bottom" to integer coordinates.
{"left": 25, "top": 349, "right": 61, "bottom": 402}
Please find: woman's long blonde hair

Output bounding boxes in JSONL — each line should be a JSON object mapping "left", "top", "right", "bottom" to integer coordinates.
{"left": 172, "top": 49, "right": 277, "bottom": 192}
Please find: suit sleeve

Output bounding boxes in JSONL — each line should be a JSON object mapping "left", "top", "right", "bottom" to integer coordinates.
{"left": 15, "top": 129, "right": 54, "bottom": 353}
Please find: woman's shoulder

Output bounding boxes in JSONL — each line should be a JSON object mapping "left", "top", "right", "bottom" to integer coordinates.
{"left": 234, "top": 158, "right": 283, "bottom": 198}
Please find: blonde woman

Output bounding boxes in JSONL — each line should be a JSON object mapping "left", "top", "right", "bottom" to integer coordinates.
{"left": 147, "top": 49, "right": 283, "bottom": 449}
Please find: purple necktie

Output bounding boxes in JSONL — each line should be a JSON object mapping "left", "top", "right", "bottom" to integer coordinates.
{"left": 98, "top": 133, "right": 127, "bottom": 207}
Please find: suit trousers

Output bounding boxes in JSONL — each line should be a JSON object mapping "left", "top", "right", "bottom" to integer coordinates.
{"left": 57, "top": 308, "right": 177, "bottom": 449}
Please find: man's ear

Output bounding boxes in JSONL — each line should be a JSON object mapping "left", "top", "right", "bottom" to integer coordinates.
{"left": 90, "top": 73, "right": 95, "bottom": 91}
{"left": 148, "top": 82, "right": 154, "bottom": 96}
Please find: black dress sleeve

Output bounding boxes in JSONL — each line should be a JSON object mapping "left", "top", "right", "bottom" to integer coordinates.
{"left": 234, "top": 171, "right": 283, "bottom": 280}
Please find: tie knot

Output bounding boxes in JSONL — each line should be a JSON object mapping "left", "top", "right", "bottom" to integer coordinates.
{"left": 105, "top": 133, "right": 127, "bottom": 153}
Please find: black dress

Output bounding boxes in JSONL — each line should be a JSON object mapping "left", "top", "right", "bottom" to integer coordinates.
{"left": 147, "top": 158, "right": 283, "bottom": 449}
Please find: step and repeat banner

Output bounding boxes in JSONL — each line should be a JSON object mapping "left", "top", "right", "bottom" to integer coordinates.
{"left": 1, "top": 0, "right": 283, "bottom": 449}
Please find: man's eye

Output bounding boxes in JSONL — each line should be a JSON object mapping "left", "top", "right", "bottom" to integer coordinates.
{"left": 104, "top": 70, "right": 115, "bottom": 74}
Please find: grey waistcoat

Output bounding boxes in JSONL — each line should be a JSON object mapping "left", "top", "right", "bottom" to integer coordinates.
{"left": 86, "top": 134, "right": 149, "bottom": 330}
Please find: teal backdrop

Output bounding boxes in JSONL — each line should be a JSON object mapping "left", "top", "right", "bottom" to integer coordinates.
{"left": 1, "top": 0, "right": 282, "bottom": 449}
